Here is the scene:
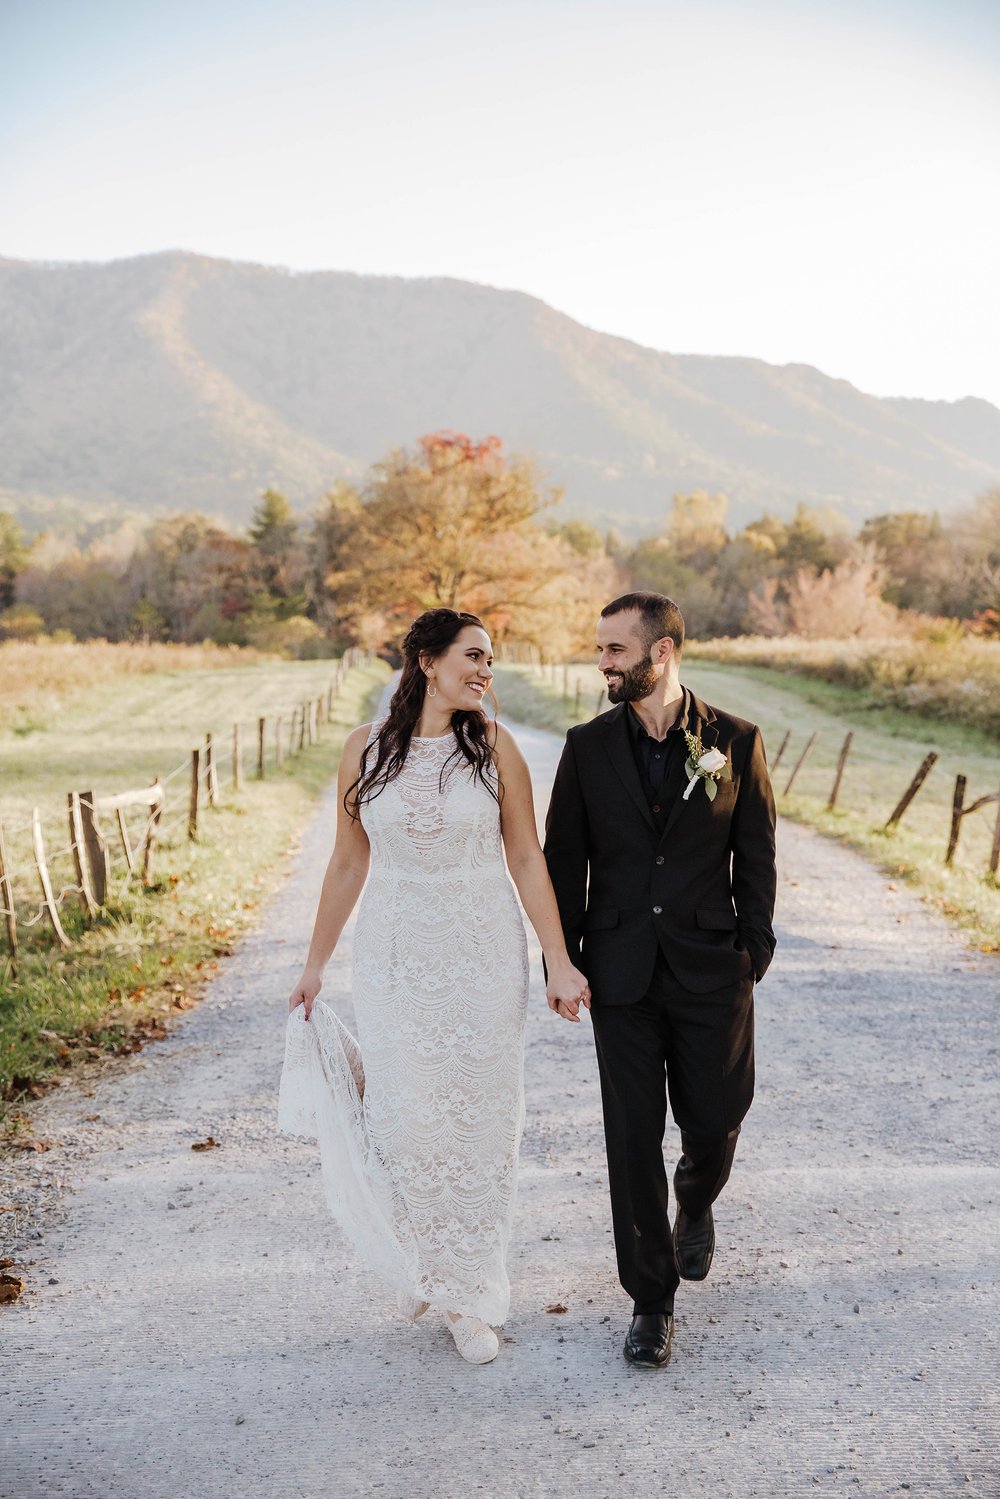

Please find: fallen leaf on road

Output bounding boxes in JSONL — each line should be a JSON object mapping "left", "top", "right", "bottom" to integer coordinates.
{"left": 0, "top": 1273, "right": 25, "bottom": 1303}
{"left": 191, "top": 1136, "right": 219, "bottom": 1151}
{"left": 545, "top": 1302, "right": 569, "bottom": 1314}
{"left": 9, "top": 1137, "right": 54, "bottom": 1152}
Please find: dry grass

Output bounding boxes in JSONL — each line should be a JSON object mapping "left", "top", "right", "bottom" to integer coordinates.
{"left": 685, "top": 635, "right": 1000, "bottom": 737}
{"left": 0, "top": 639, "right": 274, "bottom": 732}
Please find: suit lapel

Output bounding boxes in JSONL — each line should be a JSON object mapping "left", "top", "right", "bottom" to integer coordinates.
{"left": 600, "top": 703, "right": 655, "bottom": 830}
{"left": 658, "top": 690, "right": 718, "bottom": 842}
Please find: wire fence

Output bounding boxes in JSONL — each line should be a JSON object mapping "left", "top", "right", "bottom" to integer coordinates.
{"left": 0, "top": 649, "right": 370, "bottom": 979}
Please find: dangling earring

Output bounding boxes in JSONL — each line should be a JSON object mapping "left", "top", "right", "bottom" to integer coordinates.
{"left": 426, "top": 680, "right": 438, "bottom": 698}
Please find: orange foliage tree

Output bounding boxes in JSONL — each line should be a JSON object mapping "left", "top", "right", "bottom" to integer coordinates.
{"left": 318, "top": 432, "right": 619, "bottom": 654}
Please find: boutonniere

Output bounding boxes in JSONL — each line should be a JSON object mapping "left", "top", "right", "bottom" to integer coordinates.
{"left": 682, "top": 730, "right": 731, "bottom": 802}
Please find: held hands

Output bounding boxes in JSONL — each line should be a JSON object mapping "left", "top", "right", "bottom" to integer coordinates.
{"left": 287, "top": 967, "right": 323, "bottom": 1021}
{"left": 546, "top": 962, "right": 591, "bottom": 1024}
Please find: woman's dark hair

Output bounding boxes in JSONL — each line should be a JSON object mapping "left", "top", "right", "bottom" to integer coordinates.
{"left": 345, "top": 608, "right": 500, "bottom": 817}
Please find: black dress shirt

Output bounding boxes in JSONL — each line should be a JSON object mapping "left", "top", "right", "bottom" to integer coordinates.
{"left": 626, "top": 689, "right": 692, "bottom": 834}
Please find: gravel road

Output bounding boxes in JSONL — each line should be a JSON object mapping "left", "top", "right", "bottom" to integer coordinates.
{"left": 2, "top": 719, "right": 998, "bottom": 1499}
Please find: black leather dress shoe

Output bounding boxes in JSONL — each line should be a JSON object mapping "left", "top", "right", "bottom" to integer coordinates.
{"left": 623, "top": 1313, "right": 673, "bottom": 1368}
{"left": 673, "top": 1207, "right": 715, "bottom": 1280}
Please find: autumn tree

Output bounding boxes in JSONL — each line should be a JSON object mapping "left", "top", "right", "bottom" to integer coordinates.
{"left": 320, "top": 432, "right": 619, "bottom": 652}
{"left": 749, "top": 546, "right": 899, "bottom": 639}
{"left": 0, "top": 512, "right": 28, "bottom": 609}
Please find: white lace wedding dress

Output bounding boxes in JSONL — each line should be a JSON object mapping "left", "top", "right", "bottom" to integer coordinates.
{"left": 278, "top": 725, "right": 529, "bottom": 1325}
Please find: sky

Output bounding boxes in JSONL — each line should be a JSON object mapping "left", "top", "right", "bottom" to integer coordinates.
{"left": 2, "top": 0, "right": 999, "bottom": 408}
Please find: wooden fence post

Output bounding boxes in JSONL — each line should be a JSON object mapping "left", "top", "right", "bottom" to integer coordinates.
{"left": 827, "top": 732, "right": 854, "bottom": 811}
{"left": 771, "top": 730, "right": 791, "bottom": 773}
{"left": 232, "top": 723, "right": 243, "bottom": 792}
{"left": 32, "top": 809, "right": 70, "bottom": 948}
{"left": 783, "top": 733, "right": 817, "bottom": 797}
{"left": 67, "top": 791, "right": 98, "bottom": 919}
{"left": 944, "top": 782, "right": 1000, "bottom": 872}
{"left": 885, "top": 752, "right": 938, "bottom": 830}
{"left": 115, "top": 808, "right": 136, "bottom": 876}
{"left": 205, "top": 734, "right": 219, "bottom": 807}
{"left": 189, "top": 748, "right": 201, "bottom": 840}
{"left": 574, "top": 681, "right": 582, "bottom": 718}
{"left": 945, "top": 775, "right": 966, "bottom": 866}
{"left": 78, "top": 790, "right": 109, "bottom": 906}
{"left": 0, "top": 811, "right": 18, "bottom": 975}
{"left": 257, "top": 717, "right": 267, "bottom": 779}
{"left": 327, "top": 683, "right": 335, "bottom": 718}
{"left": 142, "top": 780, "right": 162, "bottom": 887}
{"left": 275, "top": 715, "right": 284, "bottom": 769}
{"left": 299, "top": 703, "right": 307, "bottom": 751}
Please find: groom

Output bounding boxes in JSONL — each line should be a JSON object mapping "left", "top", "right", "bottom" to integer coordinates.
{"left": 543, "top": 592, "right": 777, "bottom": 1368}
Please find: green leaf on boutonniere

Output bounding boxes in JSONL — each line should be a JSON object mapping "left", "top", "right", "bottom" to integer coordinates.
{"left": 720, "top": 763, "right": 732, "bottom": 781}
{"left": 705, "top": 777, "right": 718, "bottom": 802}
{"left": 685, "top": 757, "right": 697, "bottom": 778}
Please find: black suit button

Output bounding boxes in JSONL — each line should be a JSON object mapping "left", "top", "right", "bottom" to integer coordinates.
{"left": 652, "top": 905, "right": 663, "bottom": 915}
{"left": 655, "top": 855, "right": 664, "bottom": 865}
{"left": 652, "top": 804, "right": 661, "bottom": 813}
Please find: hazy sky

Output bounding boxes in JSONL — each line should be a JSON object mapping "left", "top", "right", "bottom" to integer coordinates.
{"left": 2, "top": 0, "right": 999, "bottom": 407}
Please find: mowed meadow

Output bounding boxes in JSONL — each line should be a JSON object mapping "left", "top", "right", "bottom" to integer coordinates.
{"left": 493, "top": 648, "right": 1000, "bottom": 953}
{"left": 0, "top": 641, "right": 389, "bottom": 1115}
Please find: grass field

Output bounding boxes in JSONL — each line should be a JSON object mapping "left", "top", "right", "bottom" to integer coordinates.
{"left": 493, "top": 661, "right": 1000, "bottom": 954}
{"left": 0, "top": 652, "right": 390, "bottom": 1116}
{"left": 685, "top": 633, "right": 1000, "bottom": 737}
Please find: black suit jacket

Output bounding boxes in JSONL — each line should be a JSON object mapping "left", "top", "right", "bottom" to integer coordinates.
{"left": 543, "top": 693, "right": 777, "bottom": 1001}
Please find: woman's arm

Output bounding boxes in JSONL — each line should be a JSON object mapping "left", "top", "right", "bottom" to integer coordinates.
{"left": 494, "top": 724, "right": 591, "bottom": 1023}
{"left": 287, "top": 723, "right": 373, "bottom": 1019}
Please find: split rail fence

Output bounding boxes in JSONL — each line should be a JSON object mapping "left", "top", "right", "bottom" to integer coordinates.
{"left": 0, "top": 650, "right": 369, "bottom": 978}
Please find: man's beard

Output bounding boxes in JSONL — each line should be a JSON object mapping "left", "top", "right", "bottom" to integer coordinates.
{"left": 605, "top": 653, "right": 659, "bottom": 703}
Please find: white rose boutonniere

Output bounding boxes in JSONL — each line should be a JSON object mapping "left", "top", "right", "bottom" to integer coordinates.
{"left": 682, "top": 731, "right": 732, "bottom": 803}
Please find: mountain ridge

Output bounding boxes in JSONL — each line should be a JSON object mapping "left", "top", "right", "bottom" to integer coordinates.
{"left": 1, "top": 249, "right": 997, "bottom": 534}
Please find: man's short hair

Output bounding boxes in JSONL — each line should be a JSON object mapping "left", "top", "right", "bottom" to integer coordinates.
{"left": 600, "top": 591, "right": 685, "bottom": 656}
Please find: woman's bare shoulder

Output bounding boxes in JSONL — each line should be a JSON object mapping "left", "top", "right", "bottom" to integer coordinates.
{"left": 490, "top": 720, "right": 528, "bottom": 766}
{"left": 342, "top": 722, "right": 375, "bottom": 762}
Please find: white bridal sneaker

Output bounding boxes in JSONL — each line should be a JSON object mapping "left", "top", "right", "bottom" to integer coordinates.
{"left": 448, "top": 1314, "right": 500, "bottom": 1365}
{"left": 397, "top": 1292, "right": 431, "bottom": 1322}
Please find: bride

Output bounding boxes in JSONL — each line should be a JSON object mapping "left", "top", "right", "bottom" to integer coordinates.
{"left": 278, "top": 607, "right": 590, "bottom": 1364}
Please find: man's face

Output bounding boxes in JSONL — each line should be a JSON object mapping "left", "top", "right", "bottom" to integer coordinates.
{"left": 596, "top": 610, "right": 661, "bottom": 703}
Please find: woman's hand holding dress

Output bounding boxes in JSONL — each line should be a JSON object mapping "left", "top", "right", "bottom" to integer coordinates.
{"left": 287, "top": 967, "right": 323, "bottom": 1020}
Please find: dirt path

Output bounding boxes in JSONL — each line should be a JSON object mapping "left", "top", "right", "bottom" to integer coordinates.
{"left": 2, "top": 721, "right": 998, "bottom": 1498}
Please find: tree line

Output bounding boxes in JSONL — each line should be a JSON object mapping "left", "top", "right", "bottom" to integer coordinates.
{"left": 1, "top": 432, "right": 998, "bottom": 655}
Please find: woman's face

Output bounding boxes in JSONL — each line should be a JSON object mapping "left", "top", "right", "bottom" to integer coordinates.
{"left": 425, "top": 625, "right": 494, "bottom": 712}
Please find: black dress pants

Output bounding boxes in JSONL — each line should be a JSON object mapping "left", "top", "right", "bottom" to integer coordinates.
{"left": 590, "top": 948, "right": 755, "bottom": 1315}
